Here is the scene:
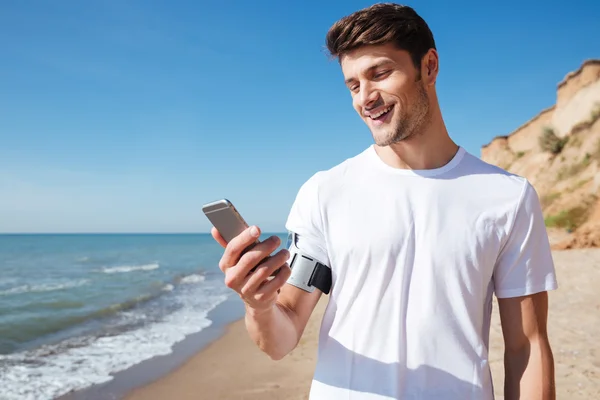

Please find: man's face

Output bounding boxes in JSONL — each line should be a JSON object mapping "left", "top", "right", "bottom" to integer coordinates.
{"left": 340, "top": 44, "right": 431, "bottom": 146}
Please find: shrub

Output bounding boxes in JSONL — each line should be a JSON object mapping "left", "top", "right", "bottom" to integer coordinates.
{"left": 539, "top": 127, "right": 568, "bottom": 154}
{"left": 544, "top": 194, "right": 597, "bottom": 231}
{"left": 544, "top": 206, "right": 588, "bottom": 231}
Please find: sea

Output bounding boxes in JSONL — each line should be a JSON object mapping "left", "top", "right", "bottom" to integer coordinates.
{"left": 0, "top": 233, "right": 287, "bottom": 400}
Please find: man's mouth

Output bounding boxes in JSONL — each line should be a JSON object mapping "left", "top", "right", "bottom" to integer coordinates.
{"left": 368, "top": 105, "right": 394, "bottom": 121}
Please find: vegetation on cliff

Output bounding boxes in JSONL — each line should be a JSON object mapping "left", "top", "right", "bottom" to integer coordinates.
{"left": 481, "top": 60, "right": 600, "bottom": 249}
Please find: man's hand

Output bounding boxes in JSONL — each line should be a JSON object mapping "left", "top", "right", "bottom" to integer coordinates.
{"left": 211, "top": 225, "right": 320, "bottom": 360}
{"left": 212, "top": 225, "right": 292, "bottom": 313}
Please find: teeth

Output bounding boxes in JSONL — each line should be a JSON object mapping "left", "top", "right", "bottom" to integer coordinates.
{"left": 370, "top": 106, "right": 392, "bottom": 119}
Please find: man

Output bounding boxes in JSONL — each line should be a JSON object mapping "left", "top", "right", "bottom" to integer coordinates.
{"left": 212, "top": 3, "right": 558, "bottom": 399}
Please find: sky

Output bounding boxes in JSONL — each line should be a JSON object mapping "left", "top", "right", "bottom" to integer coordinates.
{"left": 1, "top": 0, "right": 599, "bottom": 233}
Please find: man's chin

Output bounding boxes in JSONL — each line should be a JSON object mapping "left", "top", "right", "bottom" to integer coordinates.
{"left": 372, "top": 129, "right": 414, "bottom": 147}
{"left": 367, "top": 119, "right": 397, "bottom": 146}
{"left": 371, "top": 131, "right": 397, "bottom": 147}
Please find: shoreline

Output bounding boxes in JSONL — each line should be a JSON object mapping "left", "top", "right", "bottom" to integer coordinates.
{"left": 56, "top": 295, "right": 247, "bottom": 400}
{"left": 60, "top": 248, "right": 600, "bottom": 400}
{"left": 123, "top": 297, "right": 327, "bottom": 400}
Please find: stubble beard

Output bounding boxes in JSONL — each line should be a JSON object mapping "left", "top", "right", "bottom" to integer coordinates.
{"left": 373, "top": 82, "right": 430, "bottom": 147}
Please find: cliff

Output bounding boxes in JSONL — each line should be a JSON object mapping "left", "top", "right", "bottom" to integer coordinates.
{"left": 481, "top": 59, "right": 600, "bottom": 249}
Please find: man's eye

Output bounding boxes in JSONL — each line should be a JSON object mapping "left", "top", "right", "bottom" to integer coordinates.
{"left": 347, "top": 83, "right": 359, "bottom": 93}
{"left": 374, "top": 70, "right": 390, "bottom": 79}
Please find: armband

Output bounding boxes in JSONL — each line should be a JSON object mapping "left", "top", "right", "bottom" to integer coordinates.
{"left": 285, "top": 232, "right": 332, "bottom": 294}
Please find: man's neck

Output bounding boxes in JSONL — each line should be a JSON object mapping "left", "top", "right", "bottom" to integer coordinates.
{"left": 374, "top": 117, "right": 459, "bottom": 171}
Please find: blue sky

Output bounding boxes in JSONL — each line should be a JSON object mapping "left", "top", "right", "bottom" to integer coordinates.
{"left": 1, "top": 0, "right": 598, "bottom": 233}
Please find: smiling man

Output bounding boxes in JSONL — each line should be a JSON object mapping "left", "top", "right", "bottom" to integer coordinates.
{"left": 212, "top": 3, "right": 558, "bottom": 399}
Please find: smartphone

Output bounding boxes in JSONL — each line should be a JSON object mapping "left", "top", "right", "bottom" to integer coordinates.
{"left": 202, "top": 199, "right": 254, "bottom": 245}
{"left": 202, "top": 198, "right": 280, "bottom": 275}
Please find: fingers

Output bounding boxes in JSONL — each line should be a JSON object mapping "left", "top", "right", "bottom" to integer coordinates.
{"left": 255, "top": 263, "right": 292, "bottom": 298}
{"left": 235, "top": 235, "right": 281, "bottom": 276}
{"left": 219, "top": 225, "right": 261, "bottom": 272}
{"left": 215, "top": 225, "right": 290, "bottom": 312}
{"left": 211, "top": 227, "right": 228, "bottom": 248}
{"left": 240, "top": 249, "right": 290, "bottom": 296}
{"left": 223, "top": 235, "right": 282, "bottom": 291}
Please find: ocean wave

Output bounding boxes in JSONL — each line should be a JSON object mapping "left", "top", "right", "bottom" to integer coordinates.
{"left": 0, "top": 279, "right": 89, "bottom": 297}
{"left": 0, "top": 292, "right": 167, "bottom": 354}
{"left": 0, "top": 274, "right": 209, "bottom": 353}
{"left": 0, "top": 285, "right": 230, "bottom": 400}
{"left": 100, "top": 263, "right": 159, "bottom": 274}
{"left": 179, "top": 273, "right": 205, "bottom": 284}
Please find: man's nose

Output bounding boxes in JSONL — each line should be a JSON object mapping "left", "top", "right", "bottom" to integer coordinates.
{"left": 358, "top": 82, "right": 379, "bottom": 110}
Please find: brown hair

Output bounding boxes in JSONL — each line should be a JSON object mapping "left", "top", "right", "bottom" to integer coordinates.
{"left": 325, "top": 3, "right": 436, "bottom": 69}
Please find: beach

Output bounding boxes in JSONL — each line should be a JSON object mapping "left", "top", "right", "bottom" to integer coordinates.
{"left": 123, "top": 247, "right": 600, "bottom": 400}
{"left": 124, "top": 299, "right": 326, "bottom": 400}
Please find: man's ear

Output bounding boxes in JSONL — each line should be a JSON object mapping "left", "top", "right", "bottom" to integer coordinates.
{"left": 422, "top": 49, "right": 439, "bottom": 85}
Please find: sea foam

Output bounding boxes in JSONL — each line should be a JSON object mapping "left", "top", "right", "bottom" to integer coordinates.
{"left": 0, "top": 278, "right": 229, "bottom": 400}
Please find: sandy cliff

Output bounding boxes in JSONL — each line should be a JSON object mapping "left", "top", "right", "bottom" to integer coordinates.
{"left": 481, "top": 59, "right": 600, "bottom": 249}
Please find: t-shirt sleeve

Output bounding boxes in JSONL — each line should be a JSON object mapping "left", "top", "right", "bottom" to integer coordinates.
{"left": 493, "top": 181, "right": 558, "bottom": 298}
{"left": 285, "top": 172, "right": 330, "bottom": 267}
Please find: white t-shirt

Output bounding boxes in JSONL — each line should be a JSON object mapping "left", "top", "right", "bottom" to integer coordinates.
{"left": 285, "top": 145, "right": 558, "bottom": 400}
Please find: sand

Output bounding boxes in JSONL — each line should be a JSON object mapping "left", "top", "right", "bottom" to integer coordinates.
{"left": 488, "top": 248, "right": 600, "bottom": 399}
{"left": 124, "top": 299, "right": 326, "bottom": 400}
{"left": 124, "top": 248, "right": 600, "bottom": 400}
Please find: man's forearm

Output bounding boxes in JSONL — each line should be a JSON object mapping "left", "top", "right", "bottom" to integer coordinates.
{"left": 244, "top": 302, "right": 301, "bottom": 360}
{"left": 504, "top": 337, "right": 555, "bottom": 400}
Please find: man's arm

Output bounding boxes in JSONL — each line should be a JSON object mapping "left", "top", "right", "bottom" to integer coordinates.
{"left": 217, "top": 172, "right": 329, "bottom": 360}
{"left": 498, "top": 291, "right": 555, "bottom": 400}
{"left": 245, "top": 284, "right": 322, "bottom": 360}
{"left": 213, "top": 225, "right": 324, "bottom": 361}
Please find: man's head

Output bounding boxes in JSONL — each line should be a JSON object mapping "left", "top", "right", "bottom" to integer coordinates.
{"left": 326, "top": 3, "right": 439, "bottom": 146}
